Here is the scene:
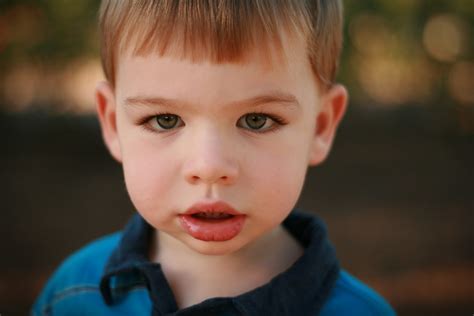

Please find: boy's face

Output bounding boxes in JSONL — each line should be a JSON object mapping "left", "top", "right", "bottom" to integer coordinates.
{"left": 96, "top": 32, "right": 347, "bottom": 255}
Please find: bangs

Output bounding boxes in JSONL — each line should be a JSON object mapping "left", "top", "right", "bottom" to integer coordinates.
{"left": 100, "top": 0, "right": 312, "bottom": 85}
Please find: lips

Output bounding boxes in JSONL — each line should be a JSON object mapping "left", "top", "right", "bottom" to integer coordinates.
{"left": 179, "top": 201, "right": 246, "bottom": 242}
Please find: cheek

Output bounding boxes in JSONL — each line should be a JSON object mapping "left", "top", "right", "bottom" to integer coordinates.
{"left": 120, "top": 137, "right": 178, "bottom": 215}
{"left": 245, "top": 137, "right": 309, "bottom": 221}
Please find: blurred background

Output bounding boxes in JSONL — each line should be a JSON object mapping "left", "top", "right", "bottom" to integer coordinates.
{"left": 1, "top": 0, "right": 472, "bottom": 315}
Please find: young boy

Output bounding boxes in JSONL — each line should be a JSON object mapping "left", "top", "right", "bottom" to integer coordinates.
{"left": 33, "top": 1, "right": 396, "bottom": 315}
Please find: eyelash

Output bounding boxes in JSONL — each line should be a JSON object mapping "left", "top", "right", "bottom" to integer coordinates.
{"left": 138, "top": 112, "right": 288, "bottom": 134}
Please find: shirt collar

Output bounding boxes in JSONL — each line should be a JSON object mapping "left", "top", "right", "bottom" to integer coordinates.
{"left": 100, "top": 210, "right": 340, "bottom": 315}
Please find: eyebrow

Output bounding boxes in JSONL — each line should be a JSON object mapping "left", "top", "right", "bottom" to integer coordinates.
{"left": 124, "top": 90, "right": 300, "bottom": 110}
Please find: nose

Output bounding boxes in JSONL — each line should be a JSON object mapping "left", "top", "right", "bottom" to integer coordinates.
{"left": 182, "top": 128, "right": 239, "bottom": 186}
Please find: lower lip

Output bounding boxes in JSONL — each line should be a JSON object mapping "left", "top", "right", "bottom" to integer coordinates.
{"left": 178, "top": 214, "right": 246, "bottom": 242}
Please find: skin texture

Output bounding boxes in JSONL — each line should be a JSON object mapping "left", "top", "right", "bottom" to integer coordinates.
{"left": 96, "top": 31, "right": 347, "bottom": 307}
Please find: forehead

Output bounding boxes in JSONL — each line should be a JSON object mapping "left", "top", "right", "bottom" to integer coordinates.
{"left": 115, "top": 39, "right": 321, "bottom": 116}
{"left": 115, "top": 32, "right": 319, "bottom": 110}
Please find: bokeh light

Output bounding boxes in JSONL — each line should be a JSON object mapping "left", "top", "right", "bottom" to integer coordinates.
{"left": 354, "top": 55, "right": 436, "bottom": 106}
{"left": 448, "top": 61, "right": 474, "bottom": 106}
{"left": 349, "top": 13, "right": 393, "bottom": 57}
{"left": 423, "top": 14, "right": 469, "bottom": 63}
{"left": 2, "top": 58, "right": 103, "bottom": 113}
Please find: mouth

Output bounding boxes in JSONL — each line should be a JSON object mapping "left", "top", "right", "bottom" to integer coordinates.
{"left": 191, "top": 212, "right": 235, "bottom": 220}
{"left": 179, "top": 201, "right": 246, "bottom": 242}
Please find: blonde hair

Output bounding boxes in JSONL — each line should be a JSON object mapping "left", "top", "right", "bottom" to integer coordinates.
{"left": 99, "top": 0, "right": 343, "bottom": 89}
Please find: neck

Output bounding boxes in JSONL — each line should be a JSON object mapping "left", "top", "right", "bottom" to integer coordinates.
{"left": 150, "top": 225, "right": 303, "bottom": 309}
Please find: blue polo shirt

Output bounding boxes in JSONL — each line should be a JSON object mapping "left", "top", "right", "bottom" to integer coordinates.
{"left": 32, "top": 211, "right": 396, "bottom": 315}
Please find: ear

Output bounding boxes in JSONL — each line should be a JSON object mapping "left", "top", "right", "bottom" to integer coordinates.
{"left": 308, "top": 84, "right": 348, "bottom": 166}
{"left": 95, "top": 81, "right": 122, "bottom": 163}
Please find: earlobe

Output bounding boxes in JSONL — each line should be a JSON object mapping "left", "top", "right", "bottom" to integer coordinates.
{"left": 308, "top": 84, "right": 348, "bottom": 166}
{"left": 95, "top": 81, "right": 122, "bottom": 163}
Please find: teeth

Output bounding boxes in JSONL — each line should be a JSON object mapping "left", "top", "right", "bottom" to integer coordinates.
{"left": 194, "top": 212, "right": 233, "bottom": 219}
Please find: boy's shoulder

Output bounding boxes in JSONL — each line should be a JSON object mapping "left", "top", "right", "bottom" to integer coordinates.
{"left": 321, "top": 270, "right": 396, "bottom": 316}
{"left": 31, "top": 232, "right": 145, "bottom": 315}
{"left": 46, "top": 232, "right": 121, "bottom": 285}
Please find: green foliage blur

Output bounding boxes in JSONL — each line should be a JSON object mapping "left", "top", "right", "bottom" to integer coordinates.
{"left": 0, "top": 0, "right": 99, "bottom": 69}
{"left": 0, "top": 0, "right": 473, "bottom": 118}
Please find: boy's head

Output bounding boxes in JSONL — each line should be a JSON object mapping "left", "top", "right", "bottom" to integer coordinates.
{"left": 95, "top": 0, "right": 347, "bottom": 256}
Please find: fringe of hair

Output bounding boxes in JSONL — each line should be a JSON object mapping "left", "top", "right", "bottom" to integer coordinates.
{"left": 99, "top": 0, "right": 342, "bottom": 89}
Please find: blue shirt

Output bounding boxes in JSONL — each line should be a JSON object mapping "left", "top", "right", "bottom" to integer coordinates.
{"left": 32, "top": 210, "right": 396, "bottom": 315}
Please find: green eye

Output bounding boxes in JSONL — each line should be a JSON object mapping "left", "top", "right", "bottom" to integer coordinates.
{"left": 237, "top": 112, "right": 287, "bottom": 133}
{"left": 243, "top": 113, "right": 267, "bottom": 130}
{"left": 144, "top": 112, "right": 285, "bottom": 134}
{"left": 154, "top": 114, "right": 182, "bottom": 130}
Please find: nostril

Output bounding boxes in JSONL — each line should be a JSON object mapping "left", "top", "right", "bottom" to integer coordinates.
{"left": 183, "top": 157, "right": 239, "bottom": 185}
{"left": 187, "top": 173, "right": 233, "bottom": 185}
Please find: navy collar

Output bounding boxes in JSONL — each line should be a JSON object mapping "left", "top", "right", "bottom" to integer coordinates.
{"left": 100, "top": 210, "right": 340, "bottom": 316}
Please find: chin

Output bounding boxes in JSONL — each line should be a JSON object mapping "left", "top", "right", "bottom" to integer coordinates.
{"left": 184, "top": 236, "right": 248, "bottom": 256}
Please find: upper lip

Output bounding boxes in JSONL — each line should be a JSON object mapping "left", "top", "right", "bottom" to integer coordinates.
{"left": 183, "top": 200, "right": 242, "bottom": 216}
